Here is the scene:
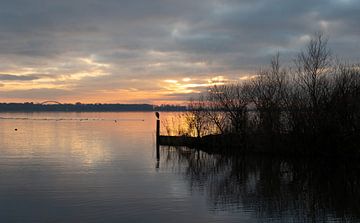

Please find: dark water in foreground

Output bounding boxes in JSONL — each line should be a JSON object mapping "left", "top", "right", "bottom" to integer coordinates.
{"left": 0, "top": 112, "right": 359, "bottom": 222}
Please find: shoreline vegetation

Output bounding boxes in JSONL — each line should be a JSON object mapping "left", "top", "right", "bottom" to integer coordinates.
{"left": 161, "top": 34, "right": 360, "bottom": 156}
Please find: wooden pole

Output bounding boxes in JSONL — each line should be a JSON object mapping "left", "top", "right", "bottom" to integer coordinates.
{"left": 155, "top": 112, "right": 160, "bottom": 160}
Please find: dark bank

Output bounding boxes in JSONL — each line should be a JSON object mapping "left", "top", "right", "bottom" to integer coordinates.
{"left": 159, "top": 35, "right": 360, "bottom": 157}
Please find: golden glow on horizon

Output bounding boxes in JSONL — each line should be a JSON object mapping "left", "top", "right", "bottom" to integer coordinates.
{"left": 161, "top": 75, "right": 229, "bottom": 95}
{"left": 0, "top": 73, "right": 245, "bottom": 104}
{"left": 0, "top": 53, "right": 252, "bottom": 104}
{"left": 0, "top": 56, "right": 110, "bottom": 92}
{"left": 239, "top": 75, "right": 257, "bottom": 80}
{"left": 0, "top": 74, "right": 251, "bottom": 104}
{"left": 2, "top": 83, "right": 69, "bottom": 91}
{"left": 164, "top": 79, "right": 178, "bottom": 83}
{"left": 0, "top": 47, "right": 256, "bottom": 104}
{"left": 60, "top": 88, "right": 171, "bottom": 104}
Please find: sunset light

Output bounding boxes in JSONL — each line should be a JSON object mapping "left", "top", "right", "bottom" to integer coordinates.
{"left": 0, "top": 1, "right": 357, "bottom": 104}
{"left": 0, "top": 1, "right": 359, "bottom": 222}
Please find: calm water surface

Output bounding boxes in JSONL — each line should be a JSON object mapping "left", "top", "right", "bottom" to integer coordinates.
{"left": 0, "top": 112, "right": 359, "bottom": 222}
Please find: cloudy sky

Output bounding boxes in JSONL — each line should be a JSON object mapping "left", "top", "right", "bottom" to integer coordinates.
{"left": 0, "top": 0, "right": 359, "bottom": 104}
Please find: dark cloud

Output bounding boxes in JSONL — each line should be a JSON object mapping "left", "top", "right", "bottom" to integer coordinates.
{"left": 1, "top": 88, "right": 73, "bottom": 99}
{"left": 0, "top": 74, "right": 40, "bottom": 81}
{"left": 0, "top": 0, "right": 359, "bottom": 102}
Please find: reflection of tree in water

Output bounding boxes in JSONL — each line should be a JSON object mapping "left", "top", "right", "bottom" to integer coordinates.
{"left": 161, "top": 146, "right": 360, "bottom": 222}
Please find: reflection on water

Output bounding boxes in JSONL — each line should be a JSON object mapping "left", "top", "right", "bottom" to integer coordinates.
{"left": 161, "top": 146, "right": 360, "bottom": 222}
{"left": 0, "top": 112, "right": 358, "bottom": 222}
{"left": 0, "top": 112, "right": 252, "bottom": 223}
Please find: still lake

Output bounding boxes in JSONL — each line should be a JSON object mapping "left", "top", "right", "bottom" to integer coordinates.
{"left": 0, "top": 112, "right": 359, "bottom": 222}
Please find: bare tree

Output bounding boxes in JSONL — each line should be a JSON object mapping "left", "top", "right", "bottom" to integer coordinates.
{"left": 293, "top": 34, "right": 333, "bottom": 138}
{"left": 330, "top": 63, "right": 360, "bottom": 136}
{"left": 206, "top": 88, "right": 231, "bottom": 134}
{"left": 166, "top": 33, "right": 360, "bottom": 153}
{"left": 295, "top": 34, "right": 332, "bottom": 108}
{"left": 248, "top": 53, "right": 289, "bottom": 136}
{"left": 208, "top": 83, "right": 249, "bottom": 136}
{"left": 185, "top": 96, "right": 210, "bottom": 137}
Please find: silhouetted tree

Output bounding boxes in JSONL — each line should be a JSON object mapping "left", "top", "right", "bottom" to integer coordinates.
{"left": 208, "top": 83, "right": 249, "bottom": 136}
{"left": 171, "top": 33, "right": 360, "bottom": 154}
{"left": 293, "top": 34, "right": 333, "bottom": 141}
{"left": 248, "top": 53, "right": 289, "bottom": 138}
{"left": 185, "top": 96, "right": 210, "bottom": 137}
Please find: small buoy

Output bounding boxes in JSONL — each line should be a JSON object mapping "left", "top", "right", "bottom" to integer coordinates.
{"left": 114, "top": 120, "right": 117, "bottom": 123}
{"left": 14, "top": 128, "right": 18, "bottom": 131}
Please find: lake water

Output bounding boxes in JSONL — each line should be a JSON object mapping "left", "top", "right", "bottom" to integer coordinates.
{"left": 0, "top": 112, "right": 359, "bottom": 222}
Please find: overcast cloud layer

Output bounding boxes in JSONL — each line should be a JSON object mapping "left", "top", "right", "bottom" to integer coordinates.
{"left": 0, "top": 0, "right": 359, "bottom": 103}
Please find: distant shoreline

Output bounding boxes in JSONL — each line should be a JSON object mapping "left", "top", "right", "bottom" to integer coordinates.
{"left": 0, "top": 110, "right": 185, "bottom": 113}
{"left": 0, "top": 103, "right": 187, "bottom": 112}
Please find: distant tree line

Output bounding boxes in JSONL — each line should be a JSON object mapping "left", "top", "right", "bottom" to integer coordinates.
{"left": 0, "top": 103, "right": 187, "bottom": 112}
{"left": 182, "top": 34, "right": 360, "bottom": 154}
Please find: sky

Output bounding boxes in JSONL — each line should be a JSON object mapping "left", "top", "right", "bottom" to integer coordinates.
{"left": 0, "top": 0, "right": 359, "bottom": 104}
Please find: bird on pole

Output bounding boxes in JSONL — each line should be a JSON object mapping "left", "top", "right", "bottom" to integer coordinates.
{"left": 155, "top": 112, "right": 159, "bottom": 120}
